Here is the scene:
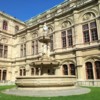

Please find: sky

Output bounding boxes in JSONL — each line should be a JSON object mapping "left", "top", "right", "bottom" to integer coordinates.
{"left": 0, "top": 0, "right": 65, "bottom": 21}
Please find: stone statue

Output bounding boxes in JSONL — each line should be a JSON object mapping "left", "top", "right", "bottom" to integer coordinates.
{"left": 43, "top": 23, "right": 48, "bottom": 36}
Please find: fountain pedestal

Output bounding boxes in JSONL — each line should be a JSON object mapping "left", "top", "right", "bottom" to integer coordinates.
{"left": 15, "top": 23, "right": 76, "bottom": 89}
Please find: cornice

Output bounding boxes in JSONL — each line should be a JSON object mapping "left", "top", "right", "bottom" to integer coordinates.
{"left": 26, "top": 0, "right": 96, "bottom": 27}
{"left": 0, "top": 11, "right": 25, "bottom": 25}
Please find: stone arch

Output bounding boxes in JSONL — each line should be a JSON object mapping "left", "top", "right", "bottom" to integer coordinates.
{"left": 32, "top": 31, "right": 38, "bottom": 38}
{"left": 62, "top": 20, "right": 72, "bottom": 28}
{"left": 84, "top": 56, "right": 100, "bottom": 63}
{"left": 0, "top": 37, "right": 8, "bottom": 43}
{"left": 61, "top": 59, "right": 76, "bottom": 65}
{"left": 82, "top": 12, "right": 96, "bottom": 21}
{"left": 79, "top": 9, "right": 98, "bottom": 22}
{"left": 48, "top": 26, "right": 54, "bottom": 33}
{"left": 20, "top": 36, "right": 26, "bottom": 43}
{"left": 19, "top": 66, "right": 26, "bottom": 76}
{"left": 61, "top": 59, "right": 76, "bottom": 76}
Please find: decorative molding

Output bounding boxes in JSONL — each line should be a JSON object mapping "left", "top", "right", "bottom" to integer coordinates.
{"left": 0, "top": 34, "right": 8, "bottom": 43}
{"left": 82, "top": 12, "right": 95, "bottom": 21}
{"left": 62, "top": 21, "right": 71, "bottom": 28}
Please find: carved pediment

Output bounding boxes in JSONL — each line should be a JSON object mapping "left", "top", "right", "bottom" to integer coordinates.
{"left": 32, "top": 33, "right": 38, "bottom": 39}
{"left": 20, "top": 36, "right": 26, "bottom": 42}
{"left": 48, "top": 27, "right": 53, "bottom": 33}
{"left": 62, "top": 21, "right": 71, "bottom": 28}
{"left": 0, "top": 34, "right": 8, "bottom": 43}
{"left": 83, "top": 12, "right": 95, "bottom": 21}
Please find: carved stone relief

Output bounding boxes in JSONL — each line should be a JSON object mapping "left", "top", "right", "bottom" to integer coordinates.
{"left": 32, "top": 32, "right": 38, "bottom": 39}
{"left": 82, "top": 12, "right": 95, "bottom": 21}
{"left": 0, "top": 34, "right": 8, "bottom": 43}
{"left": 62, "top": 21, "right": 71, "bottom": 28}
{"left": 20, "top": 36, "right": 26, "bottom": 43}
{"left": 48, "top": 27, "right": 53, "bottom": 34}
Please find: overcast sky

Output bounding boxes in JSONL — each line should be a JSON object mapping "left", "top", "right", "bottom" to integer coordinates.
{"left": 0, "top": 0, "right": 65, "bottom": 21}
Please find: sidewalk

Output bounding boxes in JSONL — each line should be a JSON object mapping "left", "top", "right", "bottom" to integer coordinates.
{"left": 3, "top": 87, "right": 90, "bottom": 97}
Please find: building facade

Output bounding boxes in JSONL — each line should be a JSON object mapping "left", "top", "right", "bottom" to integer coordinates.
{"left": 0, "top": 0, "right": 100, "bottom": 86}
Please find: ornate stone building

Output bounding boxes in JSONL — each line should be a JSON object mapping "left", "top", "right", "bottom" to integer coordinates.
{"left": 0, "top": 0, "right": 100, "bottom": 86}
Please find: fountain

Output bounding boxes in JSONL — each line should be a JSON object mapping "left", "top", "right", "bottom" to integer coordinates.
{"left": 15, "top": 23, "right": 76, "bottom": 89}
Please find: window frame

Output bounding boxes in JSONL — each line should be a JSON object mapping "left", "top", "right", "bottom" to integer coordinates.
{"left": 61, "top": 28, "right": 73, "bottom": 48}
{"left": 82, "top": 21, "right": 98, "bottom": 43}
{"left": 0, "top": 44, "right": 8, "bottom": 58}
{"left": 3, "top": 20, "right": 8, "bottom": 30}
{"left": 20, "top": 43, "right": 26, "bottom": 57}
{"left": 86, "top": 62, "right": 94, "bottom": 79}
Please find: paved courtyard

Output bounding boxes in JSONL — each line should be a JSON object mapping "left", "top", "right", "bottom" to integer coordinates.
{"left": 3, "top": 87, "right": 90, "bottom": 97}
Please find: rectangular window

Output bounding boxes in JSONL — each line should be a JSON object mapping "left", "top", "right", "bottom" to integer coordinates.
{"left": 3, "top": 21, "right": 8, "bottom": 30}
{"left": 36, "top": 40, "right": 38, "bottom": 55}
{"left": 0, "top": 44, "right": 3, "bottom": 57}
{"left": 24, "top": 44, "right": 26, "bottom": 57}
{"left": 67, "top": 29, "right": 73, "bottom": 47}
{"left": 20, "top": 44, "right": 23, "bottom": 57}
{"left": 50, "top": 35, "right": 53, "bottom": 51}
{"left": 90, "top": 22, "right": 98, "bottom": 41}
{"left": 2, "top": 70, "right": 7, "bottom": 80}
{"left": 61, "top": 31, "right": 66, "bottom": 48}
{"left": 0, "top": 44, "right": 8, "bottom": 58}
{"left": 4, "top": 46, "right": 8, "bottom": 58}
{"left": 20, "top": 43, "right": 26, "bottom": 57}
{"left": 32, "top": 41, "right": 35, "bottom": 55}
{"left": 83, "top": 24, "right": 90, "bottom": 43}
{"left": 82, "top": 21, "right": 98, "bottom": 43}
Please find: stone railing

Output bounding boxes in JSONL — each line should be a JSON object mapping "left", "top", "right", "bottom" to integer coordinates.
{"left": 77, "top": 80, "right": 100, "bottom": 87}
{"left": 0, "top": 80, "right": 15, "bottom": 86}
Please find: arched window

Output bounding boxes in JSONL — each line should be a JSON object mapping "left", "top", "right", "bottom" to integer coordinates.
{"left": 61, "top": 21, "right": 73, "bottom": 48}
{"left": 0, "top": 69, "right": 7, "bottom": 81}
{"left": 83, "top": 21, "right": 98, "bottom": 43}
{"left": 19, "top": 68, "right": 26, "bottom": 76}
{"left": 70, "top": 64, "right": 76, "bottom": 75}
{"left": 31, "top": 68, "right": 34, "bottom": 75}
{"left": 86, "top": 62, "right": 94, "bottom": 79}
{"left": 2, "top": 70, "right": 7, "bottom": 80}
{"left": 82, "top": 13, "right": 98, "bottom": 43}
{"left": 61, "top": 31, "right": 66, "bottom": 48}
{"left": 67, "top": 29, "right": 73, "bottom": 47}
{"left": 63, "top": 64, "right": 68, "bottom": 75}
{"left": 20, "top": 69, "right": 22, "bottom": 76}
{"left": 36, "top": 68, "right": 39, "bottom": 75}
{"left": 3, "top": 20, "right": 8, "bottom": 30}
{"left": 95, "top": 61, "right": 100, "bottom": 79}
{"left": 15, "top": 25, "right": 19, "bottom": 33}
{"left": 23, "top": 69, "right": 26, "bottom": 76}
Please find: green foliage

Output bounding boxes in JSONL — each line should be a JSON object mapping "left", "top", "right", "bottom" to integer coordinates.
{"left": 0, "top": 86, "right": 100, "bottom": 100}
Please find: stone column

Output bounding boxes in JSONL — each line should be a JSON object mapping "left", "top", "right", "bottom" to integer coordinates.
{"left": 25, "top": 64, "right": 30, "bottom": 76}
{"left": 26, "top": 30, "right": 32, "bottom": 56}
{"left": 11, "top": 66, "right": 16, "bottom": 81}
{"left": 39, "top": 68, "right": 41, "bottom": 76}
{"left": 38, "top": 25, "right": 43, "bottom": 55}
{"left": 73, "top": 10, "right": 83, "bottom": 47}
{"left": 34, "top": 67, "right": 36, "bottom": 75}
{"left": 68, "top": 65, "right": 71, "bottom": 75}
{"left": 7, "top": 66, "right": 12, "bottom": 81}
{"left": 96, "top": 0, "right": 100, "bottom": 41}
{"left": 92, "top": 62, "right": 96, "bottom": 79}
{"left": 1, "top": 70, "right": 3, "bottom": 81}
{"left": 75, "top": 51, "right": 84, "bottom": 81}
{"left": 54, "top": 18, "right": 62, "bottom": 51}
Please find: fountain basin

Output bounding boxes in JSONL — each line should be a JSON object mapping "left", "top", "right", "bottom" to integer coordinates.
{"left": 15, "top": 75, "right": 76, "bottom": 88}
